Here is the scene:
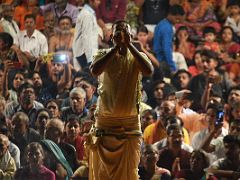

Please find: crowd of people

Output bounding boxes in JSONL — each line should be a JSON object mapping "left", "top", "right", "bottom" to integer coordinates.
{"left": 0, "top": 0, "right": 239, "bottom": 179}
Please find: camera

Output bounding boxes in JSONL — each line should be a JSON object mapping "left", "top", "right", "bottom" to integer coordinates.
{"left": 53, "top": 53, "right": 69, "bottom": 64}
{"left": 215, "top": 111, "right": 224, "bottom": 125}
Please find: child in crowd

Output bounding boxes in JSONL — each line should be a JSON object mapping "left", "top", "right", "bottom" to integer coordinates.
{"left": 224, "top": 0, "right": 240, "bottom": 38}
{"left": 201, "top": 26, "right": 220, "bottom": 53}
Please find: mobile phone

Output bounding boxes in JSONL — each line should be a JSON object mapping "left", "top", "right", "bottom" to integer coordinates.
{"left": 215, "top": 111, "right": 224, "bottom": 125}
{"left": 53, "top": 54, "right": 69, "bottom": 64}
{"left": 12, "top": 62, "right": 22, "bottom": 69}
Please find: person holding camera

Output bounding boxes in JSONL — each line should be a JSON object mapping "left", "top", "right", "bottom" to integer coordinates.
{"left": 88, "top": 20, "right": 153, "bottom": 180}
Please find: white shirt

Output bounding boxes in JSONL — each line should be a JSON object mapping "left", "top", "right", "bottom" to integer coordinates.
{"left": 18, "top": 29, "right": 48, "bottom": 57}
{"left": 73, "top": 4, "right": 99, "bottom": 70}
{"left": 0, "top": 18, "right": 20, "bottom": 46}
{"left": 173, "top": 51, "right": 188, "bottom": 70}
{"left": 191, "top": 128, "right": 228, "bottom": 163}
{"left": 225, "top": 16, "right": 240, "bottom": 34}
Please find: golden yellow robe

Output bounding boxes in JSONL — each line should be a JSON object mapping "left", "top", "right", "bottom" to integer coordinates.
{"left": 88, "top": 49, "right": 151, "bottom": 180}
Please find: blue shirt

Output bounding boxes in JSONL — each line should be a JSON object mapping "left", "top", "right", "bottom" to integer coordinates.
{"left": 153, "top": 19, "right": 176, "bottom": 71}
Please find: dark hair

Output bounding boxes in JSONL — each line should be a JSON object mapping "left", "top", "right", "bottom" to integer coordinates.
{"left": 36, "top": 108, "right": 50, "bottom": 119}
{"left": 223, "top": 134, "right": 240, "bottom": 147}
{"left": 203, "top": 26, "right": 216, "bottom": 36}
{"left": 220, "top": 26, "right": 237, "bottom": 42}
{"left": 175, "top": 26, "right": 189, "bottom": 49}
{"left": 45, "top": 99, "right": 60, "bottom": 109}
{"left": 201, "top": 49, "right": 219, "bottom": 60}
{"left": 137, "top": 25, "right": 148, "bottom": 34}
{"left": 191, "top": 150, "right": 210, "bottom": 168}
{"left": 172, "top": 69, "right": 192, "bottom": 90}
{"left": 66, "top": 114, "right": 81, "bottom": 126}
{"left": 141, "top": 109, "right": 157, "bottom": 120}
{"left": 24, "top": 14, "right": 36, "bottom": 22}
{"left": 58, "top": 15, "right": 72, "bottom": 25}
{"left": 112, "top": 20, "right": 129, "bottom": 30}
{"left": 0, "top": 32, "right": 13, "bottom": 49}
{"left": 168, "top": 4, "right": 185, "bottom": 16}
{"left": 206, "top": 102, "right": 224, "bottom": 112}
{"left": 24, "top": 142, "right": 45, "bottom": 163}
{"left": 227, "top": 0, "right": 240, "bottom": 7}
{"left": 166, "top": 123, "right": 183, "bottom": 135}
{"left": 17, "top": 82, "right": 35, "bottom": 95}
{"left": 165, "top": 116, "right": 184, "bottom": 127}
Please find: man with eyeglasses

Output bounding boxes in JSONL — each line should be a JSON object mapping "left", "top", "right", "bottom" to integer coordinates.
{"left": 61, "top": 87, "right": 88, "bottom": 123}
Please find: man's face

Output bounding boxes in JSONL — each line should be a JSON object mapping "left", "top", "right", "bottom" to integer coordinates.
{"left": 202, "top": 57, "right": 217, "bottom": 72}
{"left": 36, "top": 111, "right": 50, "bottom": 130}
{"left": 112, "top": 22, "right": 131, "bottom": 45}
{"left": 159, "top": 101, "right": 176, "bottom": 118}
{"left": 224, "top": 142, "right": 240, "bottom": 160}
{"left": 229, "top": 122, "right": 240, "bottom": 136}
{"left": 59, "top": 18, "right": 72, "bottom": 33}
{"left": 228, "top": 90, "right": 240, "bottom": 106}
{"left": 91, "top": 0, "right": 101, "bottom": 9}
{"left": 32, "top": 73, "right": 42, "bottom": 88}
{"left": 24, "top": 18, "right": 36, "bottom": 31}
{"left": 78, "top": 80, "right": 95, "bottom": 101}
{"left": 2, "top": 5, "right": 14, "bottom": 21}
{"left": 0, "top": 138, "right": 8, "bottom": 158}
{"left": 70, "top": 92, "right": 86, "bottom": 113}
{"left": 154, "top": 83, "right": 165, "bottom": 100}
{"left": 44, "top": 13, "right": 55, "bottom": 30}
{"left": 55, "top": 0, "right": 67, "bottom": 9}
{"left": 142, "top": 148, "right": 158, "bottom": 166}
{"left": 51, "top": 62, "right": 64, "bottom": 75}
{"left": 12, "top": 119, "right": 28, "bottom": 137}
{"left": 19, "top": 88, "right": 35, "bottom": 106}
{"left": 141, "top": 112, "right": 156, "bottom": 131}
{"left": 168, "top": 129, "right": 183, "bottom": 148}
{"left": 170, "top": 15, "right": 183, "bottom": 24}
{"left": 178, "top": 72, "right": 190, "bottom": 89}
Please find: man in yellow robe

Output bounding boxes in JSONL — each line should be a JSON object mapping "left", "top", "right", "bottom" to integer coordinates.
{"left": 89, "top": 20, "right": 153, "bottom": 180}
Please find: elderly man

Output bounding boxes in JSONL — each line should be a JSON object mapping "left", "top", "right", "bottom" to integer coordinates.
{"left": 61, "top": 87, "right": 88, "bottom": 122}
{"left": 0, "top": 134, "right": 16, "bottom": 179}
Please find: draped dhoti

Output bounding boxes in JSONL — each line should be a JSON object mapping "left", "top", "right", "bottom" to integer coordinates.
{"left": 87, "top": 115, "right": 142, "bottom": 180}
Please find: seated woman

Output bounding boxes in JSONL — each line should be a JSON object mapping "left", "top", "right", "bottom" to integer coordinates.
{"left": 219, "top": 26, "right": 240, "bottom": 82}
{"left": 138, "top": 144, "right": 171, "bottom": 180}
{"left": 188, "top": 50, "right": 204, "bottom": 77}
{"left": 175, "top": 26, "right": 196, "bottom": 64}
{"left": 35, "top": 108, "right": 51, "bottom": 138}
{"left": 42, "top": 118, "right": 76, "bottom": 177}
{"left": 175, "top": 150, "right": 210, "bottom": 180}
{"left": 63, "top": 115, "right": 85, "bottom": 163}
{"left": 46, "top": 99, "right": 61, "bottom": 119}
{"left": 14, "top": 142, "right": 55, "bottom": 180}
{"left": 182, "top": 0, "right": 221, "bottom": 36}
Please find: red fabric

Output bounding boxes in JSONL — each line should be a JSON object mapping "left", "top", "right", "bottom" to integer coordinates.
{"left": 96, "top": 0, "right": 127, "bottom": 23}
